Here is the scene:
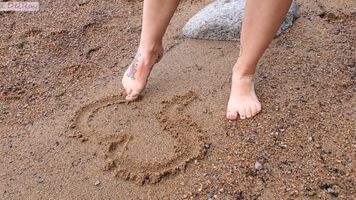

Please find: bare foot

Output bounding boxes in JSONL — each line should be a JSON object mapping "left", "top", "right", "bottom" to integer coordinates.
{"left": 226, "top": 64, "right": 262, "bottom": 120}
{"left": 122, "top": 48, "right": 163, "bottom": 101}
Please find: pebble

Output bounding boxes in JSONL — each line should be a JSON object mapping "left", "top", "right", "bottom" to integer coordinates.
{"left": 208, "top": 191, "right": 215, "bottom": 198}
{"left": 78, "top": 0, "right": 90, "bottom": 6}
{"left": 94, "top": 180, "right": 101, "bottom": 186}
{"left": 255, "top": 161, "right": 263, "bottom": 170}
{"left": 307, "top": 191, "right": 317, "bottom": 196}
{"left": 326, "top": 188, "right": 337, "bottom": 196}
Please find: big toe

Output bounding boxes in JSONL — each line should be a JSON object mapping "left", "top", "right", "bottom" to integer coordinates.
{"left": 226, "top": 111, "right": 238, "bottom": 121}
{"left": 126, "top": 90, "right": 140, "bottom": 101}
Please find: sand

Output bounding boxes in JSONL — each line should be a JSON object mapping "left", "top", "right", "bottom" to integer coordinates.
{"left": 0, "top": 0, "right": 355, "bottom": 199}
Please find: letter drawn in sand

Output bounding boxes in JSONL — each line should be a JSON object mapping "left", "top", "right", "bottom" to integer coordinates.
{"left": 69, "top": 91, "right": 208, "bottom": 185}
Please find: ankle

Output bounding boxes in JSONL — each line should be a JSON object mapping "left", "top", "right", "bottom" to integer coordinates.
{"left": 139, "top": 42, "right": 163, "bottom": 56}
{"left": 233, "top": 62, "right": 256, "bottom": 77}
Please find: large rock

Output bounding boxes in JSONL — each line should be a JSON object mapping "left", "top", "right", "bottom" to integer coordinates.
{"left": 183, "top": 0, "right": 298, "bottom": 41}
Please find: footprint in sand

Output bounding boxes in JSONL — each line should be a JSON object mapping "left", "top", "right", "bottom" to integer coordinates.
{"left": 69, "top": 91, "right": 208, "bottom": 184}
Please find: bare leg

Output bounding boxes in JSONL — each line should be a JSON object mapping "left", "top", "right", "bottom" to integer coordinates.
{"left": 226, "top": 0, "right": 293, "bottom": 120}
{"left": 122, "top": 0, "right": 180, "bottom": 101}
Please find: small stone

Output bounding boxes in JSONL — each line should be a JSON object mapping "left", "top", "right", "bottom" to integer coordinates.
{"left": 208, "top": 191, "right": 215, "bottom": 198}
{"left": 321, "top": 183, "right": 339, "bottom": 197}
{"left": 255, "top": 161, "right": 263, "bottom": 170}
{"left": 333, "top": 29, "right": 341, "bottom": 35}
{"left": 317, "top": 10, "right": 326, "bottom": 18}
{"left": 78, "top": 0, "right": 90, "bottom": 6}
{"left": 94, "top": 180, "right": 101, "bottom": 186}
{"left": 326, "top": 188, "right": 338, "bottom": 196}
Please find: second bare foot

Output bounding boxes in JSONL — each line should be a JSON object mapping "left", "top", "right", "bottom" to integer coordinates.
{"left": 226, "top": 63, "right": 262, "bottom": 120}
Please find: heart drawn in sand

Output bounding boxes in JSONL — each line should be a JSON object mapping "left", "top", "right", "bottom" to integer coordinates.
{"left": 69, "top": 91, "right": 208, "bottom": 184}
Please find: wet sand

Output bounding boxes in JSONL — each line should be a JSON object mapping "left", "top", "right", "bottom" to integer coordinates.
{"left": 0, "top": 0, "right": 355, "bottom": 199}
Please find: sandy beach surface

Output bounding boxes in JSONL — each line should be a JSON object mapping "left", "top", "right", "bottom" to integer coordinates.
{"left": 0, "top": 0, "right": 355, "bottom": 199}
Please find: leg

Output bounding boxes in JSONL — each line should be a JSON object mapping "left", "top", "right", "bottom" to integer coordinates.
{"left": 122, "top": 0, "right": 180, "bottom": 101}
{"left": 226, "top": 0, "right": 293, "bottom": 120}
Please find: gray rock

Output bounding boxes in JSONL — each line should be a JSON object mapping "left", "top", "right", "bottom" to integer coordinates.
{"left": 183, "top": 0, "right": 298, "bottom": 41}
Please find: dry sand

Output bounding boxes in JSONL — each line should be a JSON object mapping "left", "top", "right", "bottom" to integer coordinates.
{"left": 0, "top": 0, "right": 355, "bottom": 199}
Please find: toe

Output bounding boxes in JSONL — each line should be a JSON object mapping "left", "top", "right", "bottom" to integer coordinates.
{"left": 125, "top": 95, "right": 133, "bottom": 101}
{"left": 246, "top": 107, "right": 253, "bottom": 118}
{"left": 226, "top": 111, "right": 238, "bottom": 121}
{"left": 126, "top": 90, "right": 140, "bottom": 101}
{"left": 126, "top": 95, "right": 138, "bottom": 101}
{"left": 256, "top": 103, "right": 262, "bottom": 114}
{"left": 239, "top": 108, "right": 246, "bottom": 119}
{"left": 251, "top": 104, "right": 258, "bottom": 116}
